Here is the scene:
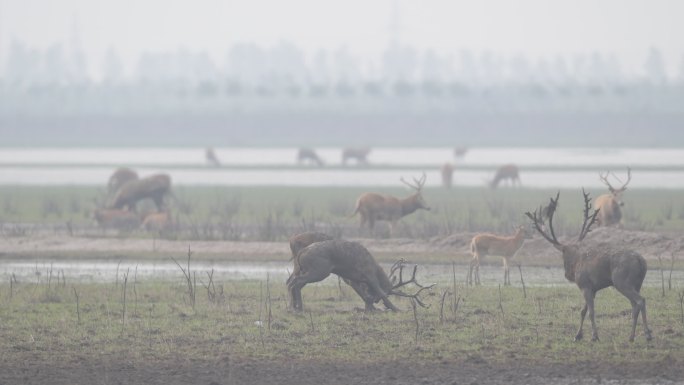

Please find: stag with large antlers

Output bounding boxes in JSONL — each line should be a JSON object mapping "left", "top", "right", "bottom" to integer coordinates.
{"left": 468, "top": 225, "right": 529, "bottom": 286}
{"left": 286, "top": 239, "right": 434, "bottom": 312}
{"left": 526, "top": 190, "right": 652, "bottom": 342}
{"left": 596, "top": 167, "right": 631, "bottom": 227}
{"left": 351, "top": 173, "right": 430, "bottom": 236}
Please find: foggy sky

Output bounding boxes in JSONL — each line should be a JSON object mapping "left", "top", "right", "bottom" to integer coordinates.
{"left": 1, "top": 0, "right": 683, "bottom": 79}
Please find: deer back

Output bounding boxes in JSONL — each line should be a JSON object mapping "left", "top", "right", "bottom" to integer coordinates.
{"left": 594, "top": 193, "right": 621, "bottom": 226}
{"left": 472, "top": 226, "right": 526, "bottom": 257}
{"left": 107, "top": 167, "right": 139, "bottom": 194}
{"left": 289, "top": 232, "right": 334, "bottom": 261}
{"left": 565, "top": 245, "right": 647, "bottom": 291}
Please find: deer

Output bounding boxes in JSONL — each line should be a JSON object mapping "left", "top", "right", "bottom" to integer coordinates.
{"left": 109, "top": 173, "right": 172, "bottom": 212}
{"left": 453, "top": 146, "right": 468, "bottom": 158}
{"left": 526, "top": 190, "right": 652, "bottom": 342}
{"left": 351, "top": 173, "right": 430, "bottom": 236}
{"left": 141, "top": 210, "right": 174, "bottom": 232}
{"left": 441, "top": 163, "right": 454, "bottom": 188}
{"left": 341, "top": 147, "right": 371, "bottom": 166}
{"left": 107, "top": 167, "right": 139, "bottom": 196}
{"left": 595, "top": 167, "right": 631, "bottom": 227}
{"left": 467, "top": 225, "right": 529, "bottom": 286}
{"left": 93, "top": 208, "right": 141, "bottom": 230}
{"left": 206, "top": 147, "right": 221, "bottom": 167}
{"left": 489, "top": 164, "right": 520, "bottom": 189}
{"left": 286, "top": 238, "right": 434, "bottom": 312}
{"left": 296, "top": 148, "right": 324, "bottom": 167}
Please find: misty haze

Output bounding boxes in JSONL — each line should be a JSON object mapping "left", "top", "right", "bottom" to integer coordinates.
{"left": 0, "top": 1, "right": 683, "bottom": 385}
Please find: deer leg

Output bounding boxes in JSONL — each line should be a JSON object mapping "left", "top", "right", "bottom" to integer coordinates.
{"left": 286, "top": 263, "right": 334, "bottom": 312}
{"left": 585, "top": 290, "right": 599, "bottom": 342}
{"left": 574, "top": 303, "right": 588, "bottom": 341}
{"left": 614, "top": 284, "right": 653, "bottom": 342}
{"left": 366, "top": 280, "right": 399, "bottom": 312}
{"left": 503, "top": 257, "right": 510, "bottom": 286}
{"left": 640, "top": 297, "right": 653, "bottom": 341}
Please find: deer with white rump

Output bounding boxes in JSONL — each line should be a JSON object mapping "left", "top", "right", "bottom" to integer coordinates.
{"left": 526, "top": 190, "right": 652, "bottom": 342}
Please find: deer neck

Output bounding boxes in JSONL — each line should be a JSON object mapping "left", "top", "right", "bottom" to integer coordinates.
{"left": 400, "top": 194, "right": 421, "bottom": 215}
{"left": 560, "top": 246, "right": 580, "bottom": 283}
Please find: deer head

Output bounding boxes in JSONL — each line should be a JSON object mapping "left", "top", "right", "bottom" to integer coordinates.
{"left": 400, "top": 172, "right": 430, "bottom": 211}
{"left": 599, "top": 167, "right": 631, "bottom": 206}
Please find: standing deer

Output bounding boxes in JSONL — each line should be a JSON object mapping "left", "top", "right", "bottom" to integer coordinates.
{"left": 441, "top": 163, "right": 454, "bottom": 188}
{"left": 526, "top": 190, "right": 652, "bottom": 342}
{"left": 467, "top": 225, "right": 529, "bottom": 286}
{"left": 141, "top": 210, "right": 174, "bottom": 232}
{"left": 342, "top": 147, "right": 371, "bottom": 165}
{"left": 453, "top": 146, "right": 468, "bottom": 158}
{"left": 489, "top": 164, "right": 520, "bottom": 189}
{"left": 93, "top": 208, "right": 141, "bottom": 230}
{"left": 107, "top": 167, "right": 139, "bottom": 196}
{"left": 595, "top": 167, "right": 631, "bottom": 227}
{"left": 206, "top": 147, "right": 221, "bottom": 167}
{"left": 297, "top": 148, "right": 324, "bottom": 167}
{"left": 351, "top": 173, "right": 430, "bottom": 236}
{"left": 287, "top": 238, "right": 433, "bottom": 312}
{"left": 109, "top": 174, "right": 172, "bottom": 212}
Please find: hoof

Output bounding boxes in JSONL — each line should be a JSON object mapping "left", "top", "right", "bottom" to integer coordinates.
{"left": 574, "top": 332, "right": 583, "bottom": 341}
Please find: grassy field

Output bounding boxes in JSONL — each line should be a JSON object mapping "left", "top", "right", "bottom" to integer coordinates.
{"left": 0, "top": 274, "right": 682, "bottom": 383}
{"left": 3, "top": 185, "right": 684, "bottom": 241}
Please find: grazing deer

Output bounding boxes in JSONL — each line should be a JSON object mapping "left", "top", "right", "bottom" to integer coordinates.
{"left": 341, "top": 147, "right": 371, "bottom": 165}
{"left": 441, "top": 163, "right": 454, "bottom": 188}
{"left": 107, "top": 167, "right": 138, "bottom": 196}
{"left": 93, "top": 208, "right": 141, "bottom": 230}
{"left": 206, "top": 147, "right": 221, "bottom": 167}
{"left": 109, "top": 174, "right": 172, "bottom": 212}
{"left": 526, "top": 190, "right": 652, "bottom": 342}
{"left": 453, "top": 146, "right": 468, "bottom": 158}
{"left": 288, "top": 232, "right": 379, "bottom": 311}
{"left": 297, "top": 148, "right": 324, "bottom": 167}
{"left": 468, "top": 225, "right": 529, "bottom": 286}
{"left": 489, "top": 164, "right": 520, "bottom": 189}
{"left": 286, "top": 239, "right": 434, "bottom": 312}
{"left": 595, "top": 167, "right": 631, "bottom": 227}
{"left": 141, "top": 210, "right": 174, "bottom": 232}
{"left": 351, "top": 173, "right": 430, "bottom": 236}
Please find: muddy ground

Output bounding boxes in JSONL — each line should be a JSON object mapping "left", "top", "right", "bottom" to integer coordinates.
{"left": 1, "top": 228, "right": 684, "bottom": 385}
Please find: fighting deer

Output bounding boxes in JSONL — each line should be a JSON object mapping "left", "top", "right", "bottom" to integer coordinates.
{"left": 206, "top": 147, "right": 221, "bottom": 167}
{"left": 342, "top": 147, "right": 371, "bottom": 165}
{"left": 297, "top": 148, "right": 324, "bottom": 167}
{"left": 526, "top": 190, "right": 652, "bottom": 342}
{"left": 93, "top": 208, "right": 141, "bottom": 230}
{"left": 351, "top": 173, "right": 430, "bottom": 236}
{"left": 107, "top": 167, "right": 139, "bottom": 196}
{"left": 441, "top": 163, "right": 454, "bottom": 188}
{"left": 287, "top": 238, "right": 434, "bottom": 312}
{"left": 489, "top": 164, "right": 520, "bottom": 189}
{"left": 596, "top": 167, "right": 631, "bottom": 227}
{"left": 109, "top": 174, "right": 172, "bottom": 212}
{"left": 467, "top": 225, "right": 529, "bottom": 286}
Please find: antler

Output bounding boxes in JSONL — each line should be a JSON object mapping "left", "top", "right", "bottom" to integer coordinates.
{"left": 525, "top": 191, "right": 561, "bottom": 247}
{"left": 600, "top": 167, "right": 632, "bottom": 193}
{"left": 388, "top": 259, "right": 435, "bottom": 308}
{"left": 400, "top": 172, "right": 427, "bottom": 191}
{"left": 578, "top": 188, "right": 600, "bottom": 242}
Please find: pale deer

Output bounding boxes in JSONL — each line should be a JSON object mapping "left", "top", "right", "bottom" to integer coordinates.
{"left": 441, "top": 163, "right": 454, "bottom": 188}
{"left": 595, "top": 167, "right": 631, "bottom": 227}
{"left": 288, "top": 232, "right": 379, "bottom": 311}
{"left": 141, "top": 210, "right": 174, "bottom": 232}
{"left": 453, "top": 146, "right": 468, "bottom": 158}
{"left": 341, "top": 147, "right": 371, "bottom": 165}
{"left": 107, "top": 167, "right": 139, "bottom": 196}
{"left": 93, "top": 208, "right": 141, "bottom": 230}
{"left": 489, "top": 164, "right": 520, "bottom": 189}
{"left": 526, "top": 190, "right": 652, "bottom": 342}
{"left": 206, "top": 147, "right": 221, "bottom": 167}
{"left": 351, "top": 173, "right": 430, "bottom": 236}
{"left": 109, "top": 173, "right": 172, "bottom": 212}
{"left": 467, "top": 225, "right": 529, "bottom": 286}
{"left": 297, "top": 148, "right": 324, "bottom": 166}
{"left": 286, "top": 239, "right": 434, "bottom": 312}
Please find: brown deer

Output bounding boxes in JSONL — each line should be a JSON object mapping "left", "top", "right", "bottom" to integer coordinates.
{"left": 467, "top": 225, "right": 529, "bottom": 286}
{"left": 288, "top": 232, "right": 379, "bottom": 311}
{"left": 107, "top": 167, "right": 139, "bottom": 195}
{"left": 453, "top": 146, "right": 468, "bottom": 158}
{"left": 141, "top": 210, "right": 174, "bottom": 232}
{"left": 297, "top": 148, "right": 324, "bottom": 166}
{"left": 93, "top": 208, "right": 141, "bottom": 230}
{"left": 342, "top": 147, "right": 371, "bottom": 165}
{"left": 109, "top": 174, "right": 172, "bottom": 212}
{"left": 287, "top": 238, "right": 434, "bottom": 312}
{"left": 526, "top": 190, "right": 652, "bottom": 342}
{"left": 595, "top": 167, "right": 631, "bottom": 227}
{"left": 351, "top": 173, "right": 430, "bottom": 236}
{"left": 489, "top": 164, "right": 520, "bottom": 189}
{"left": 441, "top": 163, "right": 454, "bottom": 188}
{"left": 206, "top": 147, "right": 221, "bottom": 167}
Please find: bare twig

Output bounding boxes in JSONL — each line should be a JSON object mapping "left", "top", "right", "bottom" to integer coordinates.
{"left": 669, "top": 251, "right": 676, "bottom": 291}
{"left": 518, "top": 264, "right": 527, "bottom": 299}
{"left": 122, "top": 268, "right": 129, "bottom": 333}
{"left": 658, "top": 255, "right": 665, "bottom": 297}
{"left": 679, "top": 291, "right": 684, "bottom": 325}
{"left": 439, "top": 290, "right": 450, "bottom": 324}
{"left": 171, "top": 246, "right": 196, "bottom": 309}
{"left": 451, "top": 261, "right": 457, "bottom": 313}
{"left": 411, "top": 298, "right": 419, "bottom": 345}
{"left": 309, "top": 311, "right": 315, "bottom": 333}
{"left": 72, "top": 287, "right": 80, "bottom": 324}
{"left": 498, "top": 284, "right": 505, "bottom": 317}
{"left": 266, "top": 273, "right": 272, "bottom": 332}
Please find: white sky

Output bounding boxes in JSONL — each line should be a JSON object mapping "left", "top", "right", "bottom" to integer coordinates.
{"left": 1, "top": 0, "right": 683, "bottom": 78}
